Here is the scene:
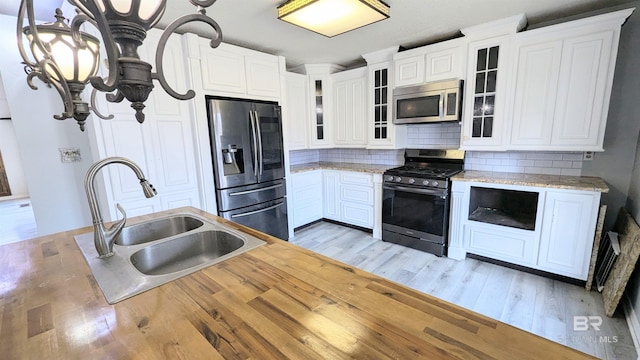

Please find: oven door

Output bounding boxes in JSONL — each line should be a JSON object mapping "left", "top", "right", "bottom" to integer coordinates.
{"left": 382, "top": 183, "right": 449, "bottom": 244}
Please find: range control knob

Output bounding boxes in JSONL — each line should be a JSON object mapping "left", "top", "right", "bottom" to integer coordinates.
{"left": 422, "top": 180, "right": 430, "bottom": 186}
{"left": 395, "top": 177, "right": 402, "bottom": 182}
{"left": 385, "top": 175, "right": 394, "bottom": 182}
{"left": 432, "top": 181, "right": 439, "bottom": 187}
{"left": 408, "top": 178, "right": 416, "bottom": 184}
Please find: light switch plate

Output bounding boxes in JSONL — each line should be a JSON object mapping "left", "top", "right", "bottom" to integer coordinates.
{"left": 59, "top": 148, "right": 81, "bottom": 163}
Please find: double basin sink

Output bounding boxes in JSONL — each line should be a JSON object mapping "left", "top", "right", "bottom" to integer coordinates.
{"left": 74, "top": 213, "right": 265, "bottom": 304}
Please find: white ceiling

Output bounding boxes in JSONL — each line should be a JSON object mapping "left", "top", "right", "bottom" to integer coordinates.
{"left": 1, "top": 0, "right": 636, "bottom": 69}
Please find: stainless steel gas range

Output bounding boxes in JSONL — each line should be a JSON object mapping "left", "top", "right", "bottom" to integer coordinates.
{"left": 382, "top": 149, "right": 465, "bottom": 256}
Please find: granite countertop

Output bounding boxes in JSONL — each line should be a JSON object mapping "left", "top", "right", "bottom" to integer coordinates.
{"left": 452, "top": 170, "right": 609, "bottom": 193}
{"left": 290, "top": 161, "right": 393, "bottom": 174}
{"left": 0, "top": 207, "right": 594, "bottom": 359}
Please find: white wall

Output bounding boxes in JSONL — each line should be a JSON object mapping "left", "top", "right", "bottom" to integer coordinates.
{"left": 0, "top": 14, "right": 94, "bottom": 235}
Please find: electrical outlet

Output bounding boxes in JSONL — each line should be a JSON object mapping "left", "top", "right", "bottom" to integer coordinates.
{"left": 59, "top": 148, "right": 82, "bottom": 163}
{"left": 583, "top": 151, "right": 594, "bottom": 161}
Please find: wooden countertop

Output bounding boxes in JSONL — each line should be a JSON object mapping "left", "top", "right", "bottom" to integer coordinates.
{"left": 452, "top": 170, "right": 609, "bottom": 193}
{"left": 0, "top": 207, "right": 595, "bottom": 359}
{"left": 290, "top": 161, "right": 392, "bottom": 174}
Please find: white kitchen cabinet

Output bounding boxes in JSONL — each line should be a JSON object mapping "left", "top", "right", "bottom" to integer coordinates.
{"left": 449, "top": 180, "right": 602, "bottom": 280}
{"left": 508, "top": 40, "right": 562, "bottom": 147}
{"left": 424, "top": 39, "right": 465, "bottom": 82}
{"left": 199, "top": 42, "right": 281, "bottom": 100}
{"left": 291, "top": 170, "right": 323, "bottom": 228}
{"left": 507, "top": 9, "right": 632, "bottom": 151}
{"left": 303, "top": 64, "right": 343, "bottom": 148}
{"left": 340, "top": 172, "right": 375, "bottom": 228}
{"left": 551, "top": 31, "right": 614, "bottom": 149}
{"left": 322, "top": 170, "right": 375, "bottom": 229}
{"left": 465, "top": 223, "right": 539, "bottom": 267}
{"left": 323, "top": 170, "right": 340, "bottom": 220}
{"left": 90, "top": 29, "right": 200, "bottom": 220}
{"left": 362, "top": 52, "right": 406, "bottom": 149}
{"left": 332, "top": 68, "right": 367, "bottom": 147}
{"left": 393, "top": 54, "right": 424, "bottom": 87}
{"left": 460, "top": 35, "right": 512, "bottom": 150}
{"left": 392, "top": 38, "right": 464, "bottom": 87}
{"left": 537, "top": 190, "right": 598, "bottom": 279}
{"left": 283, "top": 72, "right": 309, "bottom": 150}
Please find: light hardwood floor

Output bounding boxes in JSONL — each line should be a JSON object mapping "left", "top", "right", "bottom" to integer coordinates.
{"left": 0, "top": 197, "right": 37, "bottom": 246}
{"left": 291, "top": 221, "right": 637, "bottom": 360}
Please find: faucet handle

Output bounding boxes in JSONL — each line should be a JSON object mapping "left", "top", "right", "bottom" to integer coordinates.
{"left": 110, "top": 203, "right": 127, "bottom": 232}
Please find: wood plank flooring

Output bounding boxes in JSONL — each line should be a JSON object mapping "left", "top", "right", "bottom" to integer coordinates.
{"left": 291, "top": 221, "right": 637, "bottom": 360}
{"left": 0, "top": 197, "right": 37, "bottom": 246}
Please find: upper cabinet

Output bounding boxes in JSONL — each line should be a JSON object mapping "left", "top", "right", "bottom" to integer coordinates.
{"left": 393, "top": 38, "right": 465, "bottom": 87}
{"left": 459, "top": 14, "right": 526, "bottom": 151}
{"left": 283, "top": 72, "right": 309, "bottom": 150}
{"left": 508, "top": 9, "right": 632, "bottom": 151}
{"left": 459, "top": 9, "right": 633, "bottom": 151}
{"left": 363, "top": 48, "right": 406, "bottom": 149}
{"left": 332, "top": 68, "right": 367, "bottom": 147}
{"left": 460, "top": 35, "right": 512, "bottom": 150}
{"left": 303, "top": 64, "right": 343, "bottom": 148}
{"left": 198, "top": 42, "right": 281, "bottom": 100}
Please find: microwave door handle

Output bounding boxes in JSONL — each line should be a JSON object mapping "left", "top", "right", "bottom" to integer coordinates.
{"left": 249, "top": 111, "right": 259, "bottom": 177}
{"left": 439, "top": 91, "right": 445, "bottom": 121}
{"left": 254, "top": 110, "right": 264, "bottom": 176}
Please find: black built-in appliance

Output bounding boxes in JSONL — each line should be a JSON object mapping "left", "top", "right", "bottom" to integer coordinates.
{"left": 382, "top": 149, "right": 465, "bottom": 256}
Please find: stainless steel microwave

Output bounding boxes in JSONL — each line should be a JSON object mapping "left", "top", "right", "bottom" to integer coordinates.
{"left": 393, "top": 79, "right": 463, "bottom": 124}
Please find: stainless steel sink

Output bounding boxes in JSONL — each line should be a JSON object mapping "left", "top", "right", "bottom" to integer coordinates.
{"left": 130, "top": 230, "right": 244, "bottom": 275}
{"left": 115, "top": 215, "right": 204, "bottom": 246}
{"left": 74, "top": 213, "right": 265, "bottom": 304}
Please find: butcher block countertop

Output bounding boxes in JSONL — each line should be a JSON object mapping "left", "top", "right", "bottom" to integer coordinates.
{"left": 452, "top": 170, "right": 609, "bottom": 193}
{"left": 0, "top": 207, "right": 595, "bottom": 359}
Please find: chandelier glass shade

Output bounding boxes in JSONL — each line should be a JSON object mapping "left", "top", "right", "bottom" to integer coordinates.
{"left": 277, "top": 0, "right": 390, "bottom": 37}
{"left": 17, "top": 0, "right": 223, "bottom": 131}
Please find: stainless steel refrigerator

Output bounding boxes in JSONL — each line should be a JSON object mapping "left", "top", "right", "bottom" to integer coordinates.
{"left": 207, "top": 97, "right": 288, "bottom": 240}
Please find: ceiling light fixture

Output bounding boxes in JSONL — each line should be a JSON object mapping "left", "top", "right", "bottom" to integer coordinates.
{"left": 17, "top": 0, "right": 222, "bottom": 131}
{"left": 277, "top": 0, "right": 390, "bottom": 37}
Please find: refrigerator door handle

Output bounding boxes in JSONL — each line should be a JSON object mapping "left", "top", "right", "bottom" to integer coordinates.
{"left": 230, "top": 201, "right": 285, "bottom": 218}
{"left": 249, "top": 110, "right": 259, "bottom": 177}
{"left": 254, "top": 110, "right": 264, "bottom": 176}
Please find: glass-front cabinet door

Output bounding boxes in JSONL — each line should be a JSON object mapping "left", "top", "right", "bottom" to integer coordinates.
{"left": 367, "top": 61, "right": 405, "bottom": 148}
{"left": 308, "top": 74, "right": 333, "bottom": 148}
{"left": 461, "top": 36, "right": 510, "bottom": 150}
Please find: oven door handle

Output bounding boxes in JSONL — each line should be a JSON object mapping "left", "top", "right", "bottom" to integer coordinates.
{"left": 383, "top": 184, "right": 447, "bottom": 197}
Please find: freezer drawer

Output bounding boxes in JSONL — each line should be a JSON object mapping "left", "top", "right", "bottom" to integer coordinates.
{"left": 217, "top": 179, "right": 286, "bottom": 212}
{"left": 219, "top": 198, "right": 289, "bottom": 240}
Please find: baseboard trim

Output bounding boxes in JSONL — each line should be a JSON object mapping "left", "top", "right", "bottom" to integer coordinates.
{"left": 622, "top": 294, "right": 640, "bottom": 360}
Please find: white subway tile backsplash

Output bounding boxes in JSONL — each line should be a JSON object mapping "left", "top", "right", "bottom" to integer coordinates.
{"left": 466, "top": 151, "right": 583, "bottom": 175}
{"left": 290, "top": 144, "right": 583, "bottom": 176}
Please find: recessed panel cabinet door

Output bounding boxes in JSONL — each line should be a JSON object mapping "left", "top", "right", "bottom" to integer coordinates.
{"left": 509, "top": 40, "right": 562, "bottom": 147}
{"left": 551, "top": 31, "right": 614, "bottom": 148}
{"left": 537, "top": 191, "right": 598, "bottom": 280}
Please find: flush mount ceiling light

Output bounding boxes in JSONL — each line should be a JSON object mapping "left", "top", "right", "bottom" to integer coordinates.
{"left": 277, "top": 0, "right": 390, "bottom": 37}
{"left": 17, "top": 0, "right": 223, "bottom": 131}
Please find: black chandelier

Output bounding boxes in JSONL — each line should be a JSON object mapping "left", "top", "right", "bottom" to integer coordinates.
{"left": 17, "top": 0, "right": 222, "bottom": 131}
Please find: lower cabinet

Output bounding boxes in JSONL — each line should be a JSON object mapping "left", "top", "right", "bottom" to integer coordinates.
{"left": 290, "top": 170, "right": 323, "bottom": 228}
{"left": 291, "top": 169, "right": 377, "bottom": 231}
{"left": 537, "top": 190, "right": 598, "bottom": 279}
{"left": 450, "top": 181, "right": 601, "bottom": 280}
{"left": 323, "top": 170, "right": 375, "bottom": 229}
